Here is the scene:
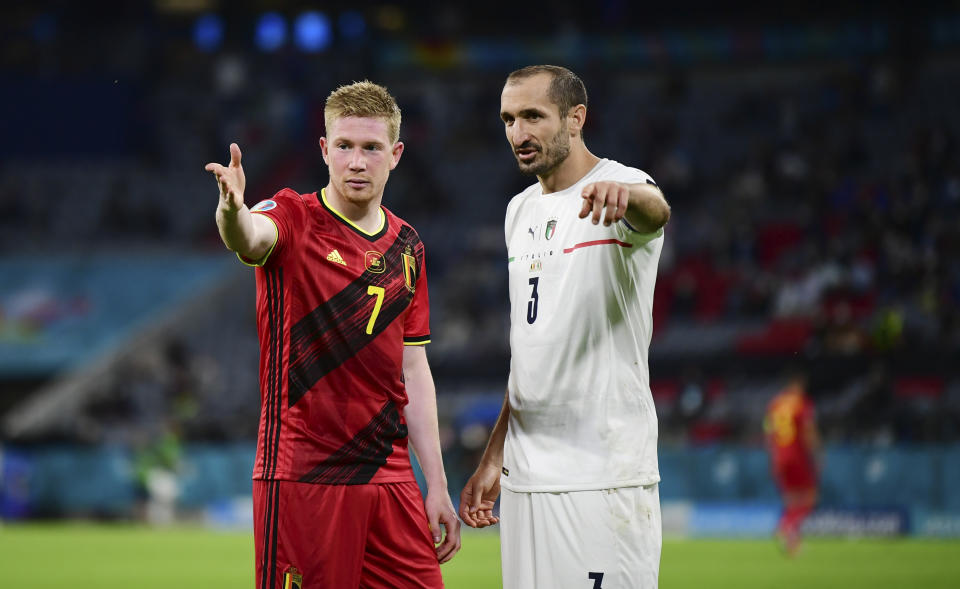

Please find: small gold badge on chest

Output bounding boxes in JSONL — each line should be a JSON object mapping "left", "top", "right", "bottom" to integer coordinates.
{"left": 365, "top": 251, "right": 385, "bottom": 273}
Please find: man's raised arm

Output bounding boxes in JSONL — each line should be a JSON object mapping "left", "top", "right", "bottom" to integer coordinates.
{"left": 205, "top": 143, "right": 277, "bottom": 262}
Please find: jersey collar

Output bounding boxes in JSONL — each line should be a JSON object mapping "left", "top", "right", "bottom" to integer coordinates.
{"left": 318, "top": 188, "right": 388, "bottom": 242}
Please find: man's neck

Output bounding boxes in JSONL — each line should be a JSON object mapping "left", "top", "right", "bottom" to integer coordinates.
{"left": 324, "top": 185, "right": 383, "bottom": 233}
{"left": 538, "top": 144, "right": 601, "bottom": 195}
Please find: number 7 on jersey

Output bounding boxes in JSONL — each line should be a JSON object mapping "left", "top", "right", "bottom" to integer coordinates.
{"left": 366, "top": 285, "right": 385, "bottom": 334}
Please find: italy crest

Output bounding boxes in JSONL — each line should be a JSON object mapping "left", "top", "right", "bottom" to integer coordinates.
{"left": 544, "top": 218, "right": 558, "bottom": 240}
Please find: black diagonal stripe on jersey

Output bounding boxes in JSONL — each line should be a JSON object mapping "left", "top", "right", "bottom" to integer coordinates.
{"left": 297, "top": 400, "right": 408, "bottom": 485}
{"left": 287, "top": 226, "right": 422, "bottom": 406}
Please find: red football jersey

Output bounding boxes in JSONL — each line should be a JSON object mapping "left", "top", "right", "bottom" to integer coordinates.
{"left": 245, "top": 188, "right": 430, "bottom": 485}
{"left": 765, "top": 386, "right": 816, "bottom": 468}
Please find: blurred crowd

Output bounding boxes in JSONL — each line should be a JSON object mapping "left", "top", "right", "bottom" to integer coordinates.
{"left": 2, "top": 4, "right": 959, "bottom": 472}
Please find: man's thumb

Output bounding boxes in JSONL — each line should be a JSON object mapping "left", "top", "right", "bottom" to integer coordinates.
{"left": 230, "top": 143, "right": 242, "bottom": 167}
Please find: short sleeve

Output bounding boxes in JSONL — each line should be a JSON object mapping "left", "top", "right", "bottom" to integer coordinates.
{"left": 616, "top": 168, "right": 665, "bottom": 245}
{"left": 239, "top": 188, "right": 306, "bottom": 267}
{"left": 403, "top": 248, "right": 431, "bottom": 345}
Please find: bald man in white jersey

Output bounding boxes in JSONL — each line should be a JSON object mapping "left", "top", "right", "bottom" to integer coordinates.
{"left": 459, "top": 65, "right": 670, "bottom": 588}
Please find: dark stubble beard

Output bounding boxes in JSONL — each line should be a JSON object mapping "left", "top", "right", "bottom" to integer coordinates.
{"left": 515, "top": 122, "right": 571, "bottom": 176}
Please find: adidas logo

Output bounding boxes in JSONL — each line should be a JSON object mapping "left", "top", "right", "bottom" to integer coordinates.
{"left": 326, "top": 249, "right": 347, "bottom": 266}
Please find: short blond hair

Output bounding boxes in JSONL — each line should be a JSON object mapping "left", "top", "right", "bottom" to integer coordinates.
{"left": 324, "top": 80, "right": 401, "bottom": 144}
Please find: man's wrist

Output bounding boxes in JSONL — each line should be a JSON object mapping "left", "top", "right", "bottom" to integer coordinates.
{"left": 425, "top": 477, "right": 449, "bottom": 494}
{"left": 218, "top": 203, "right": 244, "bottom": 215}
{"left": 479, "top": 456, "right": 503, "bottom": 470}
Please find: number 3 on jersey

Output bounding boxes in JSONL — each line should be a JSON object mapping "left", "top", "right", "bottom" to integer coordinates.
{"left": 526, "top": 277, "right": 539, "bottom": 324}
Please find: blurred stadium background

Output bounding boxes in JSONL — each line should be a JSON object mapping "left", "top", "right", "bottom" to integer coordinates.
{"left": 2, "top": 1, "right": 960, "bottom": 587}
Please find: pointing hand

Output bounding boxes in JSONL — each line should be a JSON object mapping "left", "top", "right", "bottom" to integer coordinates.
{"left": 204, "top": 143, "right": 246, "bottom": 211}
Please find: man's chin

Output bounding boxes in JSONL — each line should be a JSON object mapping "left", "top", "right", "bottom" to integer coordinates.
{"left": 516, "top": 160, "right": 550, "bottom": 176}
{"left": 515, "top": 158, "right": 541, "bottom": 175}
{"left": 339, "top": 185, "right": 378, "bottom": 205}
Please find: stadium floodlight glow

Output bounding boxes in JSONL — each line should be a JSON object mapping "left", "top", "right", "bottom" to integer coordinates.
{"left": 294, "top": 11, "right": 332, "bottom": 52}
{"left": 193, "top": 14, "right": 224, "bottom": 52}
{"left": 339, "top": 10, "right": 366, "bottom": 41}
{"left": 255, "top": 12, "right": 287, "bottom": 52}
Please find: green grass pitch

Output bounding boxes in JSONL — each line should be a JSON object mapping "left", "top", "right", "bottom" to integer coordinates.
{"left": 1, "top": 523, "right": 959, "bottom": 588}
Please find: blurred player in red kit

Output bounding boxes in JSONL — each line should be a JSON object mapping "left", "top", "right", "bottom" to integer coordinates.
{"left": 205, "top": 81, "right": 459, "bottom": 588}
{"left": 764, "top": 370, "right": 821, "bottom": 556}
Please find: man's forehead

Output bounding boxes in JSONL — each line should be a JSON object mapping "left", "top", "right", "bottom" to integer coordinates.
{"left": 327, "top": 116, "right": 391, "bottom": 141}
{"left": 501, "top": 74, "right": 553, "bottom": 109}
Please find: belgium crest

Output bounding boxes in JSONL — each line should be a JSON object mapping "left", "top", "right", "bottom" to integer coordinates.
{"left": 402, "top": 244, "right": 417, "bottom": 293}
{"left": 283, "top": 566, "right": 303, "bottom": 589}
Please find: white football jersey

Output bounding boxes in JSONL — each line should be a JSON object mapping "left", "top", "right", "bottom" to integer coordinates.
{"left": 502, "top": 158, "right": 664, "bottom": 492}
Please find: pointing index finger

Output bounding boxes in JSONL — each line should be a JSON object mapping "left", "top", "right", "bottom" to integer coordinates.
{"left": 579, "top": 185, "right": 595, "bottom": 219}
{"left": 591, "top": 184, "right": 606, "bottom": 224}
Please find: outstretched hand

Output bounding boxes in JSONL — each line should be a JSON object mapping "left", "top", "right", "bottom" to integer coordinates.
{"left": 579, "top": 181, "right": 629, "bottom": 226}
{"left": 458, "top": 462, "right": 501, "bottom": 528}
{"left": 204, "top": 143, "right": 246, "bottom": 211}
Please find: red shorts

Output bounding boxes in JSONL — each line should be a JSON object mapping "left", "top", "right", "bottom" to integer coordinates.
{"left": 253, "top": 480, "right": 443, "bottom": 589}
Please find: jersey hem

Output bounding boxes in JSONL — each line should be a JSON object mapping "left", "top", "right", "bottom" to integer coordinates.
{"left": 499, "top": 474, "right": 660, "bottom": 493}
{"left": 253, "top": 472, "right": 416, "bottom": 484}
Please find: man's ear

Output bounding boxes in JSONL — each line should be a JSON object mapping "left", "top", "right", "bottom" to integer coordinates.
{"left": 319, "top": 137, "right": 330, "bottom": 165}
{"left": 390, "top": 141, "right": 404, "bottom": 170}
{"left": 568, "top": 104, "right": 587, "bottom": 137}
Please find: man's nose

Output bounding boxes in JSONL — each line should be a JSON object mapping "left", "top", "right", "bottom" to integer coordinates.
{"left": 349, "top": 148, "right": 366, "bottom": 169}
{"left": 511, "top": 122, "right": 531, "bottom": 146}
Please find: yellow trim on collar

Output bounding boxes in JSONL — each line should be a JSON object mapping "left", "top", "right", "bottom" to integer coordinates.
{"left": 321, "top": 188, "right": 385, "bottom": 237}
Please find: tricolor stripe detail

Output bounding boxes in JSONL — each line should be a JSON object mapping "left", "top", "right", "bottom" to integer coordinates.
{"left": 260, "top": 268, "right": 284, "bottom": 589}
{"left": 562, "top": 239, "right": 633, "bottom": 254}
{"left": 403, "top": 334, "right": 431, "bottom": 345}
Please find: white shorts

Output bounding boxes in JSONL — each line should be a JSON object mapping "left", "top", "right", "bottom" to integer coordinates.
{"left": 500, "top": 484, "right": 661, "bottom": 589}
